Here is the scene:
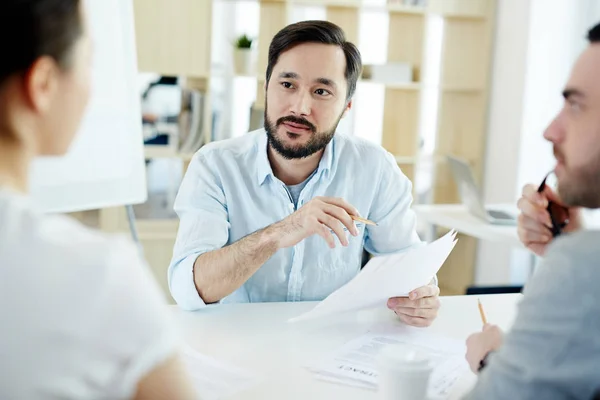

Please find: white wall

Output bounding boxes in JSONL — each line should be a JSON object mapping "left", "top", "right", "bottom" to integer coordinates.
{"left": 516, "top": 0, "right": 582, "bottom": 190}
{"left": 475, "top": 0, "right": 532, "bottom": 285}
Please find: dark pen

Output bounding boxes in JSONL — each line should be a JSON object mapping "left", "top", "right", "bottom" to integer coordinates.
{"left": 537, "top": 173, "right": 569, "bottom": 237}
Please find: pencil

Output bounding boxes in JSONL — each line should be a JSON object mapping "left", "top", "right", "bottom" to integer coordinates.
{"left": 351, "top": 215, "right": 377, "bottom": 226}
{"left": 477, "top": 298, "right": 488, "bottom": 326}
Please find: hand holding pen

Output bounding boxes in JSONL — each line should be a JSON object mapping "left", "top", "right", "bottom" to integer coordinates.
{"left": 516, "top": 171, "right": 582, "bottom": 256}
{"left": 465, "top": 299, "right": 504, "bottom": 373}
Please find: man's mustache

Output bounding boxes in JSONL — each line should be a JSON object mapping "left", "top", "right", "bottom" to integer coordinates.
{"left": 276, "top": 116, "right": 316, "bottom": 133}
{"left": 553, "top": 146, "right": 565, "bottom": 163}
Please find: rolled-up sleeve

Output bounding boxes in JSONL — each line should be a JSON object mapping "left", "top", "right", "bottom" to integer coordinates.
{"left": 364, "top": 151, "right": 423, "bottom": 256}
{"left": 168, "top": 151, "right": 230, "bottom": 310}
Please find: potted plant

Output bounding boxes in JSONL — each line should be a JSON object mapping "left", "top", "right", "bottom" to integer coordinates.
{"left": 233, "top": 34, "right": 254, "bottom": 75}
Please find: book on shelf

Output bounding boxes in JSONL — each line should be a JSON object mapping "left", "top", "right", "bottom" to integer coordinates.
{"left": 178, "top": 87, "right": 206, "bottom": 155}
{"left": 387, "top": 0, "right": 427, "bottom": 6}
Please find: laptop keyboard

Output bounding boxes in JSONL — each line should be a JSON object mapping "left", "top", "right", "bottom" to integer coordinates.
{"left": 487, "top": 209, "right": 515, "bottom": 220}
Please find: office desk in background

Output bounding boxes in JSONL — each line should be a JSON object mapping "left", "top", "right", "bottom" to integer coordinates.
{"left": 172, "top": 294, "right": 522, "bottom": 400}
{"left": 414, "top": 204, "right": 522, "bottom": 248}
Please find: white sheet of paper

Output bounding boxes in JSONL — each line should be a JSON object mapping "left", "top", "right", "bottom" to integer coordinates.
{"left": 289, "top": 230, "right": 457, "bottom": 322}
{"left": 182, "top": 346, "right": 262, "bottom": 400}
{"left": 306, "top": 325, "right": 469, "bottom": 399}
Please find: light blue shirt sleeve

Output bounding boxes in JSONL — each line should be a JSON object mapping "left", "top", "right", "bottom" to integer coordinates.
{"left": 168, "top": 152, "right": 230, "bottom": 310}
{"left": 364, "top": 151, "right": 423, "bottom": 256}
{"left": 362, "top": 151, "right": 435, "bottom": 286}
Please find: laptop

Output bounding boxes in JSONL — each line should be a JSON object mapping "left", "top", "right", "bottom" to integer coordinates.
{"left": 446, "top": 155, "right": 517, "bottom": 225}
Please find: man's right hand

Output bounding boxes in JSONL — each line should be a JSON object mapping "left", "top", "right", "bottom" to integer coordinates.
{"left": 516, "top": 183, "right": 581, "bottom": 256}
{"left": 269, "top": 197, "right": 361, "bottom": 249}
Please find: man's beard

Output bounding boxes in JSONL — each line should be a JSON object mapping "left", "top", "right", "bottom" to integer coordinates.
{"left": 264, "top": 108, "right": 343, "bottom": 160}
{"left": 555, "top": 146, "right": 600, "bottom": 208}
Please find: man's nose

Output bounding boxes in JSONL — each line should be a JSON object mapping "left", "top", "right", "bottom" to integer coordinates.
{"left": 289, "top": 90, "right": 311, "bottom": 117}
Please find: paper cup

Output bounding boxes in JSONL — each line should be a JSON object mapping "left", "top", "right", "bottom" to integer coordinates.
{"left": 377, "top": 344, "right": 433, "bottom": 400}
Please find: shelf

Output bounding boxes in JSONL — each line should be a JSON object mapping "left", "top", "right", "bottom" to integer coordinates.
{"left": 362, "top": 81, "right": 421, "bottom": 90}
{"left": 144, "top": 145, "right": 195, "bottom": 161}
{"left": 223, "top": 0, "right": 427, "bottom": 13}
{"left": 394, "top": 155, "right": 417, "bottom": 164}
{"left": 293, "top": 0, "right": 361, "bottom": 7}
{"left": 441, "top": 85, "right": 485, "bottom": 93}
{"left": 440, "top": 12, "right": 487, "bottom": 20}
{"left": 386, "top": 4, "right": 426, "bottom": 15}
{"left": 136, "top": 218, "right": 180, "bottom": 240}
{"left": 394, "top": 154, "right": 442, "bottom": 165}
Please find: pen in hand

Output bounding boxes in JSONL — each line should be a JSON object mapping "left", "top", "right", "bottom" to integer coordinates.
{"left": 477, "top": 298, "right": 487, "bottom": 326}
{"left": 477, "top": 298, "right": 490, "bottom": 371}
{"left": 328, "top": 216, "right": 377, "bottom": 235}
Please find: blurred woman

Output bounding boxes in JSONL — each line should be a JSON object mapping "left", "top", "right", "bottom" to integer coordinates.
{"left": 0, "top": 1, "right": 196, "bottom": 398}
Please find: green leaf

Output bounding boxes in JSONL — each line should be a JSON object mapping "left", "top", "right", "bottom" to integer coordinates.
{"left": 235, "top": 34, "right": 253, "bottom": 48}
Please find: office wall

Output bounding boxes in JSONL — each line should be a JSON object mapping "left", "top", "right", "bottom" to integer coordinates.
{"left": 476, "top": 0, "right": 600, "bottom": 285}
{"left": 475, "top": 0, "right": 531, "bottom": 285}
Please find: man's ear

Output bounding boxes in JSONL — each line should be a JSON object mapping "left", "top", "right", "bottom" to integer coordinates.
{"left": 24, "top": 56, "right": 59, "bottom": 113}
{"left": 341, "top": 100, "right": 352, "bottom": 118}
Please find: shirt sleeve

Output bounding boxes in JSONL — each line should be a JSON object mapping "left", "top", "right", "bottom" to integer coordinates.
{"left": 93, "top": 237, "right": 185, "bottom": 399}
{"left": 363, "top": 151, "right": 423, "bottom": 256}
{"left": 464, "top": 233, "right": 600, "bottom": 400}
{"left": 168, "top": 151, "right": 230, "bottom": 310}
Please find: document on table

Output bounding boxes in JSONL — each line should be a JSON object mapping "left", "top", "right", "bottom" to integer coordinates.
{"left": 182, "top": 345, "right": 262, "bottom": 400}
{"left": 289, "top": 230, "right": 458, "bottom": 323}
{"left": 306, "top": 325, "right": 469, "bottom": 399}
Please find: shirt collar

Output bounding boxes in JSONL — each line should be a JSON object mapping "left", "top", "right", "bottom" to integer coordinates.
{"left": 256, "top": 130, "right": 336, "bottom": 186}
{"left": 256, "top": 131, "right": 273, "bottom": 186}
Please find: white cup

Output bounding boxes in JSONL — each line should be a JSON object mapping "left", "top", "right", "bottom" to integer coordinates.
{"left": 377, "top": 344, "right": 433, "bottom": 400}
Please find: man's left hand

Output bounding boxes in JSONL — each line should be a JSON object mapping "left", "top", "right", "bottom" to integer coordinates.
{"left": 387, "top": 284, "right": 441, "bottom": 327}
{"left": 465, "top": 324, "right": 504, "bottom": 373}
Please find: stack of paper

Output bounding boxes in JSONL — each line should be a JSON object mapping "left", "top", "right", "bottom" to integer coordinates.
{"left": 306, "top": 326, "right": 469, "bottom": 399}
{"left": 289, "top": 230, "right": 458, "bottom": 323}
{"left": 182, "top": 346, "right": 262, "bottom": 400}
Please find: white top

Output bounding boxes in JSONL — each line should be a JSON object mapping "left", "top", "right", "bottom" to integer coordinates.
{"left": 0, "top": 188, "right": 179, "bottom": 399}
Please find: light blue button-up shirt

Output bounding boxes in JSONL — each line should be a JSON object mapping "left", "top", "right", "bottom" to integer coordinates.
{"left": 168, "top": 129, "right": 423, "bottom": 310}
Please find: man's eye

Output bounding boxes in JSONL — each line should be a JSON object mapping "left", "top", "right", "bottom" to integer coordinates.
{"left": 315, "top": 89, "right": 331, "bottom": 96}
{"left": 281, "top": 82, "right": 293, "bottom": 89}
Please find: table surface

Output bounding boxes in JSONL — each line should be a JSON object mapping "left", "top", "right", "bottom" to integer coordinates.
{"left": 413, "top": 204, "right": 522, "bottom": 248}
{"left": 172, "top": 294, "right": 523, "bottom": 399}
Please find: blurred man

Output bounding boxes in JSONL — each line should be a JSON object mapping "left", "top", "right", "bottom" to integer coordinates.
{"left": 465, "top": 22, "right": 600, "bottom": 399}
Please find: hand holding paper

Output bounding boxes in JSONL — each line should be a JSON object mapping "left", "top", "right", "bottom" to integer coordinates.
{"left": 289, "top": 230, "right": 457, "bottom": 323}
{"left": 388, "top": 283, "right": 441, "bottom": 327}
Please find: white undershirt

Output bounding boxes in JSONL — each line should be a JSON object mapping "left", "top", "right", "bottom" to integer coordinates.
{"left": 0, "top": 188, "right": 179, "bottom": 399}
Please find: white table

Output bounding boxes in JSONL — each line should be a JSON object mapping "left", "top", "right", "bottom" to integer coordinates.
{"left": 413, "top": 204, "right": 522, "bottom": 248}
{"left": 172, "top": 294, "right": 523, "bottom": 399}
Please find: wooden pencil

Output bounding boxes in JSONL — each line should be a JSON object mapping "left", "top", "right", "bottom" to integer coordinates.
{"left": 477, "top": 298, "right": 488, "bottom": 325}
{"left": 351, "top": 215, "right": 377, "bottom": 226}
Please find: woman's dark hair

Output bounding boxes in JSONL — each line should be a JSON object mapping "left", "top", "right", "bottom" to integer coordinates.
{"left": 0, "top": 0, "right": 83, "bottom": 84}
{"left": 588, "top": 22, "right": 600, "bottom": 43}
{"left": 266, "top": 20, "right": 362, "bottom": 102}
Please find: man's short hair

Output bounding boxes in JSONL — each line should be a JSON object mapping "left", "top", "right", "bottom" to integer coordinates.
{"left": 266, "top": 20, "right": 362, "bottom": 102}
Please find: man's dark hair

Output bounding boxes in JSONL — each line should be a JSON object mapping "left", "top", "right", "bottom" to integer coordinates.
{"left": 265, "top": 20, "right": 362, "bottom": 102}
{"left": 588, "top": 22, "right": 600, "bottom": 43}
{"left": 0, "top": 0, "right": 83, "bottom": 84}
